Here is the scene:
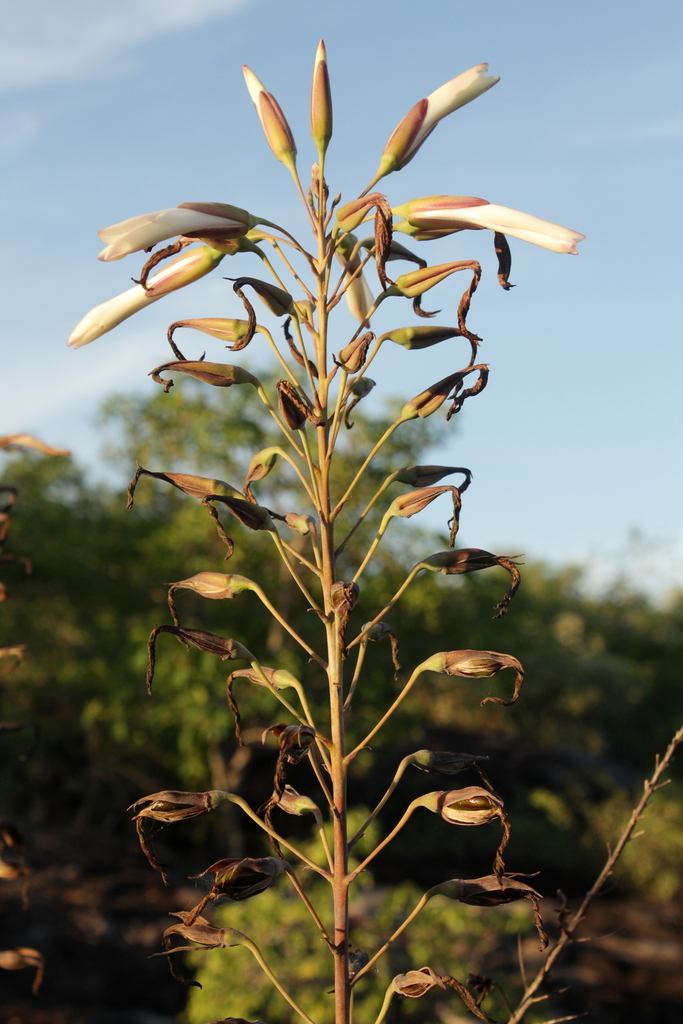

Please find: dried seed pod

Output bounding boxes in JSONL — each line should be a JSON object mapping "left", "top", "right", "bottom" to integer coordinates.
{"left": 192, "top": 856, "right": 286, "bottom": 901}
{"left": 431, "top": 874, "right": 548, "bottom": 949}
{"left": 418, "top": 547, "right": 522, "bottom": 617}
{"left": 395, "top": 464, "right": 471, "bottom": 489}
{"left": 275, "top": 785, "right": 320, "bottom": 816}
{"left": 412, "top": 750, "right": 490, "bottom": 775}
{"left": 204, "top": 494, "right": 275, "bottom": 533}
{"left": 232, "top": 277, "right": 294, "bottom": 317}
{"left": 344, "top": 377, "right": 375, "bottom": 428}
{"left": 226, "top": 666, "right": 301, "bottom": 744}
{"left": 244, "top": 447, "right": 280, "bottom": 500}
{"left": 129, "top": 789, "right": 228, "bottom": 823}
{"left": 276, "top": 380, "right": 324, "bottom": 429}
{"left": 336, "top": 331, "right": 374, "bottom": 373}
{"left": 149, "top": 359, "right": 259, "bottom": 393}
{"left": 420, "top": 649, "right": 524, "bottom": 706}
{"left": 263, "top": 724, "right": 317, "bottom": 764}
{"left": 391, "top": 966, "right": 445, "bottom": 997}
{"left": 434, "top": 786, "right": 504, "bottom": 826}
{"left": 0, "top": 948, "right": 44, "bottom": 995}
{"left": 331, "top": 581, "right": 359, "bottom": 657}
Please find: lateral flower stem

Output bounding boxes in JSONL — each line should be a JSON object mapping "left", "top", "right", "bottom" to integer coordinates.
{"left": 326, "top": 250, "right": 376, "bottom": 314}
{"left": 373, "top": 984, "right": 395, "bottom": 1024}
{"left": 348, "top": 753, "right": 414, "bottom": 848}
{"left": 285, "top": 865, "right": 335, "bottom": 947}
{"left": 299, "top": 429, "right": 324, "bottom": 510}
{"left": 308, "top": 745, "right": 334, "bottom": 804}
{"left": 269, "top": 532, "right": 327, "bottom": 622}
{"left": 278, "top": 537, "right": 322, "bottom": 577}
{"left": 255, "top": 386, "right": 306, "bottom": 456}
{"left": 291, "top": 315, "right": 320, "bottom": 403}
{"left": 262, "top": 442, "right": 318, "bottom": 506}
{"left": 335, "top": 470, "right": 399, "bottom": 559}
{"left": 352, "top": 519, "right": 391, "bottom": 583}
{"left": 258, "top": 217, "right": 317, "bottom": 266}
{"left": 270, "top": 240, "right": 316, "bottom": 304}
{"left": 347, "top": 665, "right": 427, "bottom": 761}
{"left": 227, "top": 793, "right": 332, "bottom": 879}
{"left": 249, "top": 585, "right": 325, "bottom": 667}
{"left": 348, "top": 796, "right": 428, "bottom": 881}
{"left": 255, "top": 325, "right": 303, "bottom": 389}
{"left": 331, "top": 420, "right": 403, "bottom": 520}
{"left": 347, "top": 565, "right": 422, "bottom": 649}
{"left": 239, "top": 930, "right": 320, "bottom": 1024}
{"left": 328, "top": 367, "right": 349, "bottom": 449}
{"left": 342, "top": 640, "right": 367, "bottom": 713}
{"left": 351, "top": 891, "right": 430, "bottom": 986}
{"left": 328, "top": 238, "right": 367, "bottom": 301}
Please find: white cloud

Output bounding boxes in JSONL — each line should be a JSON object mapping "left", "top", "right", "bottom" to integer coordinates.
{"left": 0, "top": 0, "right": 250, "bottom": 94}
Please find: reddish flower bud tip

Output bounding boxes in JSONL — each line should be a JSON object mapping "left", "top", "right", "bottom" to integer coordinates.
{"left": 310, "top": 39, "right": 333, "bottom": 155}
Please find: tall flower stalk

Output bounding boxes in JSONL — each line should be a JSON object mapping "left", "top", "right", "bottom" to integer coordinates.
{"left": 69, "top": 46, "right": 587, "bottom": 1024}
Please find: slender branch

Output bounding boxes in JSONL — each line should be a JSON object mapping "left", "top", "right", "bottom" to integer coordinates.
{"left": 347, "top": 798, "right": 425, "bottom": 881}
{"left": 250, "top": 584, "right": 325, "bottom": 667}
{"left": 351, "top": 890, "right": 430, "bottom": 986}
{"left": 227, "top": 793, "right": 332, "bottom": 879}
{"left": 347, "top": 565, "right": 423, "bottom": 651}
{"left": 342, "top": 641, "right": 367, "bottom": 714}
{"left": 278, "top": 537, "right": 322, "bottom": 578}
{"left": 346, "top": 665, "right": 424, "bottom": 763}
{"left": 269, "top": 531, "right": 326, "bottom": 620}
{"left": 348, "top": 753, "right": 414, "bottom": 848}
{"left": 271, "top": 240, "right": 316, "bottom": 304}
{"left": 507, "top": 724, "right": 683, "bottom": 1024}
{"left": 331, "top": 420, "right": 403, "bottom": 520}
{"left": 335, "top": 469, "right": 399, "bottom": 559}
{"left": 373, "top": 983, "right": 394, "bottom": 1024}
{"left": 285, "top": 866, "right": 334, "bottom": 947}
{"left": 255, "top": 324, "right": 303, "bottom": 389}
{"left": 261, "top": 443, "right": 318, "bottom": 506}
{"left": 239, "top": 931, "right": 320, "bottom": 1024}
{"left": 308, "top": 744, "right": 334, "bottom": 800}
{"left": 351, "top": 515, "right": 391, "bottom": 583}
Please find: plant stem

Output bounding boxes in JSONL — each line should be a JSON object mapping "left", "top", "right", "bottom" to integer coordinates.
{"left": 351, "top": 891, "right": 430, "bottom": 985}
{"left": 346, "top": 666, "right": 424, "bottom": 762}
{"left": 348, "top": 753, "right": 414, "bottom": 848}
{"left": 240, "top": 932, "right": 319, "bottom": 1024}
{"left": 227, "top": 794, "right": 331, "bottom": 879}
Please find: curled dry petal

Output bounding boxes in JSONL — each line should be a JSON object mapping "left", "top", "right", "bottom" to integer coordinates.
{"left": 129, "top": 789, "right": 228, "bottom": 823}
{"left": 226, "top": 667, "right": 301, "bottom": 744}
{"left": 392, "top": 966, "right": 446, "bottom": 997}
{"left": 192, "top": 856, "right": 286, "bottom": 901}
{"left": 0, "top": 947, "right": 44, "bottom": 994}
{"left": 395, "top": 465, "right": 471, "bottom": 489}
{"left": 344, "top": 376, "right": 375, "bottom": 429}
{"left": 146, "top": 625, "right": 250, "bottom": 695}
{"left": 232, "top": 277, "right": 294, "bottom": 317}
{"left": 420, "top": 649, "right": 524, "bottom": 706}
{"left": 0, "top": 434, "right": 69, "bottom": 456}
{"left": 418, "top": 547, "right": 522, "bottom": 617}
{"left": 276, "top": 380, "right": 324, "bottom": 429}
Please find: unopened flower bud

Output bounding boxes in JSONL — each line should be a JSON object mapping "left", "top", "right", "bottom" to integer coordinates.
{"left": 387, "top": 486, "right": 449, "bottom": 520}
{"left": 243, "top": 66, "right": 297, "bottom": 171}
{"left": 336, "top": 196, "right": 378, "bottom": 234}
{"left": 169, "top": 572, "right": 254, "bottom": 600}
{"left": 169, "top": 318, "right": 253, "bottom": 345}
{"left": 336, "top": 331, "right": 374, "bottom": 373}
{"left": 379, "top": 325, "right": 461, "bottom": 350}
{"left": 399, "top": 370, "right": 466, "bottom": 421}
{"left": 310, "top": 40, "right": 333, "bottom": 156}
{"left": 284, "top": 513, "right": 317, "bottom": 536}
{"left": 263, "top": 723, "right": 316, "bottom": 763}
{"left": 388, "top": 261, "right": 473, "bottom": 299}
{"left": 244, "top": 447, "right": 280, "bottom": 499}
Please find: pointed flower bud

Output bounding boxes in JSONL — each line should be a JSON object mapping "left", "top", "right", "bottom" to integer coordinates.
{"left": 344, "top": 376, "right": 376, "bottom": 428}
{"left": 169, "top": 572, "right": 254, "bottom": 600}
{"left": 412, "top": 749, "right": 490, "bottom": 775}
{"left": 374, "top": 64, "right": 499, "bottom": 181}
{"left": 149, "top": 360, "right": 259, "bottom": 393}
{"left": 243, "top": 66, "right": 297, "bottom": 171}
{"left": 310, "top": 40, "right": 333, "bottom": 156}
{"left": 336, "top": 196, "right": 379, "bottom": 234}
{"left": 417, "top": 548, "right": 522, "bottom": 617}
{"left": 392, "top": 966, "right": 446, "bottom": 997}
{"left": 378, "top": 325, "right": 461, "bottom": 350}
{"left": 276, "top": 785, "right": 320, "bottom": 816}
{"left": 393, "top": 196, "right": 585, "bottom": 255}
{"left": 244, "top": 447, "right": 280, "bottom": 499}
{"left": 68, "top": 246, "right": 226, "bottom": 348}
{"left": 206, "top": 495, "right": 275, "bottom": 532}
{"left": 97, "top": 202, "right": 255, "bottom": 262}
{"left": 129, "top": 789, "right": 229, "bottom": 823}
{"left": 395, "top": 465, "right": 471, "bottom": 488}
{"left": 169, "top": 318, "right": 253, "bottom": 345}
{"left": 228, "top": 666, "right": 300, "bottom": 692}
{"left": 389, "top": 261, "right": 474, "bottom": 299}
{"left": 418, "top": 649, "right": 524, "bottom": 706}
{"left": 336, "top": 331, "right": 374, "bottom": 373}
{"left": 193, "top": 856, "right": 286, "bottom": 901}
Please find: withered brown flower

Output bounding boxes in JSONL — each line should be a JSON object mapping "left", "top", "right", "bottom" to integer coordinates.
{"left": 436, "top": 786, "right": 504, "bottom": 826}
{"left": 263, "top": 723, "right": 316, "bottom": 764}
{"left": 418, "top": 547, "right": 522, "bottom": 617}
{"left": 129, "top": 789, "right": 227, "bottom": 823}
{"left": 432, "top": 874, "right": 548, "bottom": 949}
{"left": 391, "top": 966, "right": 445, "bottom": 997}
{"left": 331, "top": 580, "right": 359, "bottom": 657}
{"left": 276, "top": 380, "right": 324, "bottom": 429}
{"left": 0, "top": 947, "right": 44, "bottom": 994}
{"left": 146, "top": 625, "right": 250, "bottom": 694}
{"left": 191, "top": 857, "right": 286, "bottom": 910}
{"left": 412, "top": 750, "right": 490, "bottom": 775}
{"left": 395, "top": 464, "right": 471, "bottom": 489}
{"left": 422, "top": 649, "right": 524, "bottom": 706}
{"left": 149, "top": 359, "right": 259, "bottom": 393}
{"left": 400, "top": 364, "right": 488, "bottom": 422}
{"left": 336, "top": 331, "right": 374, "bottom": 373}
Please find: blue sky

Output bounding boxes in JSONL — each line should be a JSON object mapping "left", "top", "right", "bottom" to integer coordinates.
{"left": 1, "top": 0, "right": 682, "bottom": 592}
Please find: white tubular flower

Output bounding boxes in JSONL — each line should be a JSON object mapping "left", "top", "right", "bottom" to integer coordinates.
{"left": 67, "top": 245, "right": 225, "bottom": 348}
{"left": 393, "top": 196, "right": 585, "bottom": 254}
{"left": 97, "top": 202, "right": 254, "bottom": 261}
{"left": 374, "top": 64, "right": 499, "bottom": 181}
